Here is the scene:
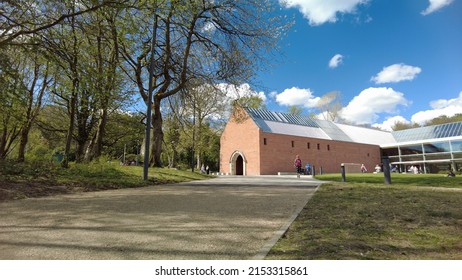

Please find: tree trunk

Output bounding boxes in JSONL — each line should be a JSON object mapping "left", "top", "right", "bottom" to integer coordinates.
{"left": 17, "top": 122, "right": 32, "bottom": 162}
{"left": 17, "top": 62, "right": 48, "bottom": 163}
{"left": 150, "top": 97, "right": 164, "bottom": 167}
{"left": 0, "top": 119, "right": 20, "bottom": 160}
{"left": 62, "top": 92, "right": 77, "bottom": 168}
{"left": 0, "top": 128, "right": 8, "bottom": 160}
{"left": 85, "top": 107, "right": 107, "bottom": 161}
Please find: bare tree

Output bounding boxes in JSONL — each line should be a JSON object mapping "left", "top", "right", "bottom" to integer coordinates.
{"left": 317, "top": 91, "right": 343, "bottom": 122}
{"left": 122, "top": 0, "right": 289, "bottom": 166}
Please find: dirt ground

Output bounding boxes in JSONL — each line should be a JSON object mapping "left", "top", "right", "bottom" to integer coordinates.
{"left": 0, "top": 180, "right": 130, "bottom": 202}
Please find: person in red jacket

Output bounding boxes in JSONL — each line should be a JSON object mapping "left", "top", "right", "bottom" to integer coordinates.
{"left": 294, "top": 155, "right": 302, "bottom": 178}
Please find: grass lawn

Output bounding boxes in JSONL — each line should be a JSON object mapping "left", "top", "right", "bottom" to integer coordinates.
{"left": 0, "top": 160, "right": 211, "bottom": 201}
{"left": 267, "top": 173, "right": 462, "bottom": 260}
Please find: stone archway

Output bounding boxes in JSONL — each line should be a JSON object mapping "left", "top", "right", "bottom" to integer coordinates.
{"left": 229, "top": 151, "right": 247, "bottom": 176}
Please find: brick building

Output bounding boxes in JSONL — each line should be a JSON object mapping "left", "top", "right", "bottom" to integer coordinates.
{"left": 220, "top": 107, "right": 395, "bottom": 175}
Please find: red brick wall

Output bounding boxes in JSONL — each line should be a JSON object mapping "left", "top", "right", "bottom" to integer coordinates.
{"left": 220, "top": 109, "right": 382, "bottom": 175}
{"left": 259, "top": 132, "right": 381, "bottom": 174}
{"left": 220, "top": 110, "right": 261, "bottom": 175}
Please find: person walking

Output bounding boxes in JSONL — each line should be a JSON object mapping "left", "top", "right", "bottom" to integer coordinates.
{"left": 294, "top": 155, "right": 302, "bottom": 178}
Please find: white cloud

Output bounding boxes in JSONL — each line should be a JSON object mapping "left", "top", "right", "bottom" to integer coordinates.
{"left": 422, "top": 0, "right": 454, "bottom": 16}
{"left": 371, "top": 63, "right": 422, "bottom": 84}
{"left": 275, "top": 87, "right": 320, "bottom": 108}
{"left": 328, "top": 54, "right": 344, "bottom": 68}
{"left": 217, "top": 83, "right": 267, "bottom": 102}
{"left": 279, "top": 0, "right": 368, "bottom": 26}
{"left": 339, "top": 87, "right": 409, "bottom": 124}
{"left": 411, "top": 91, "right": 462, "bottom": 124}
{"left": 372, "top": 116, "right": 410, "bottom": 132}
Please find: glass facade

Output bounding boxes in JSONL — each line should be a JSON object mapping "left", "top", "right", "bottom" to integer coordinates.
{"left": 383, "top": 139, "right": 462, "bottom": 174}
{"left": 383, "top": 121, "right": 462, "bottom": 174}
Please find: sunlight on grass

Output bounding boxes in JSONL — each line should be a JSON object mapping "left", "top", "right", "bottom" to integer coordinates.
{"left": 267, "top": 175, "right": 462, "bottom": 260}
{"left": 316, "top": 173, "right": 462, "bottom": 188}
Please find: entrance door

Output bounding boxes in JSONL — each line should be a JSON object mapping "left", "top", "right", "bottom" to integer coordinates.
{"left": 235, "top": 155, "right": 244, "bottom": 175}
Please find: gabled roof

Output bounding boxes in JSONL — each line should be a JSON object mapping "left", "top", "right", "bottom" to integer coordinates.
{"left": 245, "top": 108, "right": 395, "bottom": 146}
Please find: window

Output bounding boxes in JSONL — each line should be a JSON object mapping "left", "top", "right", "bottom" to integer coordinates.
{"left": 451, "top": 140, "right": 462, "bottom": 152}
{"left": 317, "top": 143, "right": 320, "bottom": 150}
{"left": 400, "top": 145, "right": 423, "bottom": 155}
{"left": 307, "top": 142, "right": 310, "bottom": 149}
{"left": 327, "top": 144, "right": 330, "bottom": 151}
{"left": 263, "top": 138, "right": 267, "bottom": 145}
{"left": 423, "top": 142, "right": 450, "bottom": 153}
{"left": 291, "top": 141, "right": 295, "bottom": 147}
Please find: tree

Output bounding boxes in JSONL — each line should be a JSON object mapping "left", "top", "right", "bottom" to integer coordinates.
{"left": 0, "top": 0, "right": 130, "bottom": 47}
{"left": 391, "top": 121, "right": 420, "bottom": 131}
{"left": 0, "top": 49, "right": 24, "bottom": 159}
{"left": 288, "top": 105, "right": 303, "bottom": 116}
{"left": 425, "top": 114, "right": 462, "bottom": 126}
{"left": 317, "top": 91, "right": 342, "bottom": 122}
{"left": 17, "top": 54, "right": 51, "bottom": 162}
{"left": 83, "top": 4, "right": 126, "bottom": 162}
{"left": 181, "top": 82, "right": 228, "bottom": 170}
{"left": 38, "top": 1, "right": 133, "bottom": 164}
{"left": 121, "top": 0, "right": 289, "bottom": 167}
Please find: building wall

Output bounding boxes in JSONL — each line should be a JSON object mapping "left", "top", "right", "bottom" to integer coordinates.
{"left": 220, "top": 109, "right": 382, "bottom": 175}
{"left": 220, "top": 110, "right": 261, "bottom": 175}
{"left": 259, "top": 132, "right": 381, "bottom": 174}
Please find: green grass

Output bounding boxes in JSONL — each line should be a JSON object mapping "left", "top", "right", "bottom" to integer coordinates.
{"left": 267, "top": 173, "right": 462, "bottom": 260}
{"left": 317, "top": 172, "right": 462, "bottom": 188}
{"left": 0, "top": 160, "right": 211, "bottom": 201}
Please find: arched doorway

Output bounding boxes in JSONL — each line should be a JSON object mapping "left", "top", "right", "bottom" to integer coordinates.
{"left": 229, "top": 151, "right": 247, "bottom": 176}
{"left": 235, "top": 155, "right": 244, "bottom": 175}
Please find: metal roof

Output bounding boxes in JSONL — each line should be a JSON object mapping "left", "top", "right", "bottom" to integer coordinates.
{"left": 245, "top": 108, "right": 394, "bottom": 145}
{"left": 246, "top": 108, "right": 319, "bottom": 128}
{"left": 242, "top": 108, "right": 462, "bottom": 148}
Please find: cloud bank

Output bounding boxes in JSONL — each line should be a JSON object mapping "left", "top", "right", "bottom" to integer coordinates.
{"left": 411, "top": 91, "right": 462, "bottom": 124}
{"left": 339, "top": 87, "right": 409, "bottom": 124}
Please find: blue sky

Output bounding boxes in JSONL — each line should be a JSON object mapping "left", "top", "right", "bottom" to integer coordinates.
{"left": 245, "top": 0, "right": 462, "bottom": 130}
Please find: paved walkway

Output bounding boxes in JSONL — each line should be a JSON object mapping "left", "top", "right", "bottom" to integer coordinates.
{"left": 0, "top": 176, "right": 321, "bottom": 260}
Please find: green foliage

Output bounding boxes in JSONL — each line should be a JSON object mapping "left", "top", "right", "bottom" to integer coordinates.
{"left": 235, "top": 95, "right": 266, "bottom": 109}
{"left": 287, "top": 105, "right": 303, "bottom": 116}
{"left": 0, "top": 159, "right": 211, "bottom": 201}
{"left": 425, "top": 113, "right": 462, "bottom": 126}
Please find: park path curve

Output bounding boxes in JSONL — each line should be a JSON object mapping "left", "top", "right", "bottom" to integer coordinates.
{"left": 0, "top": 175, "right": 320, "bottom": 260}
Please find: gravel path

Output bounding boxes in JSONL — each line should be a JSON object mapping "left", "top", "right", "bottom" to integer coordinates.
{"left": 0, "top": 176, "right": 320, "bottom": 260}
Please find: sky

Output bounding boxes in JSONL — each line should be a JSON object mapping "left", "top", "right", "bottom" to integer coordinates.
{"left": 239, "top": 0, "right": 462, "bottom": 131}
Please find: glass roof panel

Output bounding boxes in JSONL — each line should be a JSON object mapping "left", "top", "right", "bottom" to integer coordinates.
{"left": 392, "top": 121, "right": 462, "bottom": 142}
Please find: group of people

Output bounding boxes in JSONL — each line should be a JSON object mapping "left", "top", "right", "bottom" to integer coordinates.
{"left": 200, "top": 164, "right": 210, "bottom": 174}
{"left": 361, "top": 163, "right": 382, "bottom": 173}
{"left": 294, "top": 155, "right": 312, "bottom": 178}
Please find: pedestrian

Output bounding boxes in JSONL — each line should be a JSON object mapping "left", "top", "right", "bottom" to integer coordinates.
{"left": 206, "top": 165, "right": 210, "bottom": 175}
{"left": 305, "top": 163, "right": 311, "bottom": 175}
{"left": 200, "top": 164, "right": 206, "bottom": 174}
{"left": 361, "top": 164, "right": 367, "bottom": 173}
{"left": 294, "top": 155, "right": 302, "bottom": 178}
